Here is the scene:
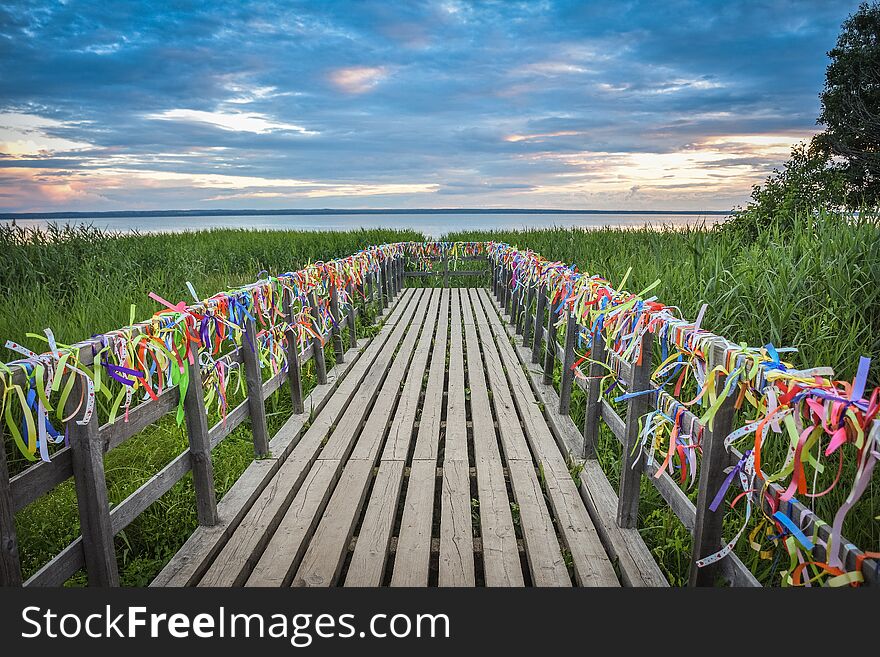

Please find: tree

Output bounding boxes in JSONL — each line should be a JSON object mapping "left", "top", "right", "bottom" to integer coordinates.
{"left": 816, "top": 1, "right": 880, "bottom": 206}
{"left": 727, "top": 143, "right": 847, "bottom": 236}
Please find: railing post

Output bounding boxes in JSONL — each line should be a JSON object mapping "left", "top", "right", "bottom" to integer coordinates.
{"left": 689, "top": 340, "right": 736, "bottom": 587}
{"left": 491, "top": 257, "right": 498, "bottom": 297}
{"left": 511, "top": 281, "right": 521, "bottom": 330}
{"left": 558, "top": 308, "right": 577, "bottom": 415}
{"left": 184, "top": 354, "right": 219, "bottom": 528}
{"left": 367, "top": 270, "right": 375, "bottom": 310}
{"left": 307, "top": 290, "right": 328, "bottom": 385}
{"left": 397, "top": 257, "right": 404, "bottom": 293}
{"left": 346, "top": 280, "right": 358, "bottom": 350}
{"left": 542, "top": 301, "right": 559, "bottom": 386}
{"left": 241, "top": 317, "right": 270, "bottom": 458}
{"left": 329, "top": 282, "right": 345, "bottom": 364}
{"left": 378, "top": 262, "right": 387, "bottom": 309}
{"left": 0, "top": 421, "right": 22, "bottom": 586}
{"left": 522, "top": 284, "right": 536, "bottom": 345}
{"left": 616, "top": 333, "right": 653, "bottom": 528}
{"left": 504, "top": 266, "right": 513, "bottom": 316}
{"left": 385, "top": 259, "right": 393, "bottom": 302}
{"left": 532, "top": 284, "right": 547, "bottom": 364}
{"left": 68, "top": 344, "right": 120, "bottom": 585}
{"left": 581, "top": 325, "right": 607, "bottom": 459}
{"left": 443, "top": 251, "right": 450, "bottom": 289}
{"left": 282, "top": 289, "right": 305, "bottom": 415}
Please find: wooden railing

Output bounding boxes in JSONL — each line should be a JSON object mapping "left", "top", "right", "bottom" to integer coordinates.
{"left": 0, "top": 257, "right": 406, "bottom": 587}
{"left": 489, "top": 255, "right": 878, "bottom": 587}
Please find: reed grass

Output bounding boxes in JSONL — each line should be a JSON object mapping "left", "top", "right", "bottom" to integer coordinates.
{"left": 1, "top": 213, "right": 877, "bottom": 586}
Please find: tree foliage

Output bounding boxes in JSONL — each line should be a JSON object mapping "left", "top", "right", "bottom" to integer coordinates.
{"left": 816, "top": 1, "right": 880, "bottom": 206}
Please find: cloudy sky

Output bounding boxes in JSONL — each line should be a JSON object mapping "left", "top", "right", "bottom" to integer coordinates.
{"left": 0, "top": 1, "right": 860, "bottom": 213}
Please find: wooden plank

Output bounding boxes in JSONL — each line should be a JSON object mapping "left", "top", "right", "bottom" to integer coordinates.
{"left": 242, "top": 317, "right": 270, "bottom": 457}
{"left": 344, "top": 460, "right": 405, "bottom": 586}
{"left": 152, "top": 342, "right": 364, "bottom": 587}
{"left": 24, "top": 539, "right": 84, "bottom": 587}
{"left": 411, "top": 289, "right": 450, "bottom": 461}
{"left": 617, "top": 336, "right": 652, "bottom": 529}
{"left": 381, "top": 289, "right": 440, "bottom": 461}
{"left": 439, "top": 459, "right": 475, "bottom": 586}
{"left": 471, "top": 290, "right": 570, "bottom": 587}
{"left": 0, "top": 423, "right": 22, "bottom": 586}
{"left": 183, "top": 356, "right": 219, "bottom": 527}
{"left": 67, "top": 345, "right": 119, "bottom": 586}
{"left": 330, "top": 283, "right": 345, "bottom": 363}
{"left": 542, "top": 301, "right": 558, "bottom": 385}
{"left": 476, "top": 288, "right": 619, "bottom": 587}
{"left": 582, "top": 327, "right": 607, "bottom": 459}
{"left": 292, "top": 292, "right": 435, "bottom": 587}
{"left": 11, "top": 384, "right": 180, "bottom": 513}
{"left": 308, "top": 290, "right": 328, "bottom": 385}
{"left": 438, "top": 289, "right": 474, "bottom": 585}
{"left": 531, "top": 285, "right": 547, "bottom": 364}
{"left": 522, "top": 285, "right": 536, "bottom": 345}
{"left": 390, "top": 459, "right": 437, "bottom": 586}
{"left": 245, "top": 460, "right": 342, "bottom": 586}
{"left": 283, "top": 288, "right": 305, "bottom": 415}
{"left": 347, "top": 281, "right": 358, "bottom": 350}
{"left": 689, "top": 343, "right": 737, "bottom": 587}
{"left": 460, "top": 288, "right": 523, "bottom": 587}
{"left": 248, "top": 293, "right": 430, "bottom": 586}
{"left": 444, "top": 289, "right": 467, "bottom": 462}
{"left": 579, "top": 462, "right": 669, "bottom": 587}
{"left": 558, "top": 309, "right": 577, "bottom": 415}
{"left": 486, "top": 304, "right": 667, "bottom": 587}
{"left": 319, "top": 289, "right": 431, "bottom": 462}
{"left": 197, "top": 290, "right": 420, "bottom": 586}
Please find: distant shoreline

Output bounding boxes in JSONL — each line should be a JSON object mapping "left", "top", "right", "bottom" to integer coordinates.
{"left": 0, "top": 208, "right": 730, "bottom": 220}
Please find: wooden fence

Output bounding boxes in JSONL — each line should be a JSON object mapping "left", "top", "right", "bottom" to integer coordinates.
{"left": 489, "top": 256, "right": 878, "bottom": 587}
{"left": 0, "top": 257, "right": 406, "bottom": 587}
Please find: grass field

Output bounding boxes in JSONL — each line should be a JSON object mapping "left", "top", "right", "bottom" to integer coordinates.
{"left": 1, "top": 214, "right": 878, "bottom": 586}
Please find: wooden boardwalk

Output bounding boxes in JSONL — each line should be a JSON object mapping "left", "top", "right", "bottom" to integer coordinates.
{"left": 155, "top": 286, "right": 658, "bottom": 587}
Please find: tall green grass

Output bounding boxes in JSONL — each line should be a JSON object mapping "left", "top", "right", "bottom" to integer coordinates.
{"left": 0, "top": 223, "right": 424, "bottom": 585}
{"left": 449, "top": 211, "right": 880, "bottom": 585}
{"left": 1, "top": 214, "right": 878, "bottom": 586}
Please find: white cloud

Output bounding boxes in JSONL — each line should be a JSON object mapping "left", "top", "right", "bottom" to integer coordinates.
{"left": 146, "top": 109, "right": 316, "bottom": 135}
{"left": 0, "top": 113, "right": 93, "bottom": 156}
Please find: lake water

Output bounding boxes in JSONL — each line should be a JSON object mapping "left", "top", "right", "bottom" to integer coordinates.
{"left": 3, "top": 212, "right": 726, "bottom": 238}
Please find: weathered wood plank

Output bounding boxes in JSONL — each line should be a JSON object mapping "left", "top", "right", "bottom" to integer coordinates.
{"left": 344, "top": 460, "right": 405, "bottom": 586}
{"left": 308, "top": 290, "right": 328, "bottom": 385}
{"left": 617, "top": 336, "right": 652, "bottom": 529}
{"left": 582, "top": 327, "right": 607, "bottom": 459}
{"left": 390, "top": 459, "right": 437, "bottom": 586}
{"left": 183, "top": 356, "right": 219, "bottom": 527}
{"left": 558, "top": 309, "right": 577, "bottom": 415}
{"left": 248, "top": 295, "right": 429, "bottom": 586}
{"left": 477, "top": 288, "right": 619, "bottom": 587}
{"left": 242, "top": 317, "right": 270, "bottom": 457}
{"left": 152, "top": 341, "right": 364, "bottom": 587}
{"left": 438, "top": 289, "right": 474, "bottom": 585}
{"left": 471, "top": 290, "right": 570, "bottom": 587}
{"left": 196, "top": 290, "right": 419, "bottom": 586}
{"left": 689, "top": 342, "right": 737, "bottom": 587}
{"left": 381, "top": 289, "right": 440, "bottom": 461}
{"left": 67, "top": 345, "right": 119, "bottom": 586}
{"left": 0, "top": 423, "right": 22, "bottom": 586}
{"left": 459, "top": 289, "right": 523, "bottom": 587}
{"left": 490, "top": 311, "right": 667, "bottom": 587}
{"left": 411, "top": 289, "right": 450, "bottom": 461}
{"left": 439, "top": 459, "right": 475, "bottom": 586}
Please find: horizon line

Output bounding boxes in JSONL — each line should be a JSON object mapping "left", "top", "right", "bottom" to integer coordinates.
{"left": 0, "top": 207, "right": 732, "bottom": 220}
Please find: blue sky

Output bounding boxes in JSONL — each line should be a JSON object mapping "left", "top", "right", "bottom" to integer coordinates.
{"left": 0, "top": 0, "right": 861, "bottom": 212}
